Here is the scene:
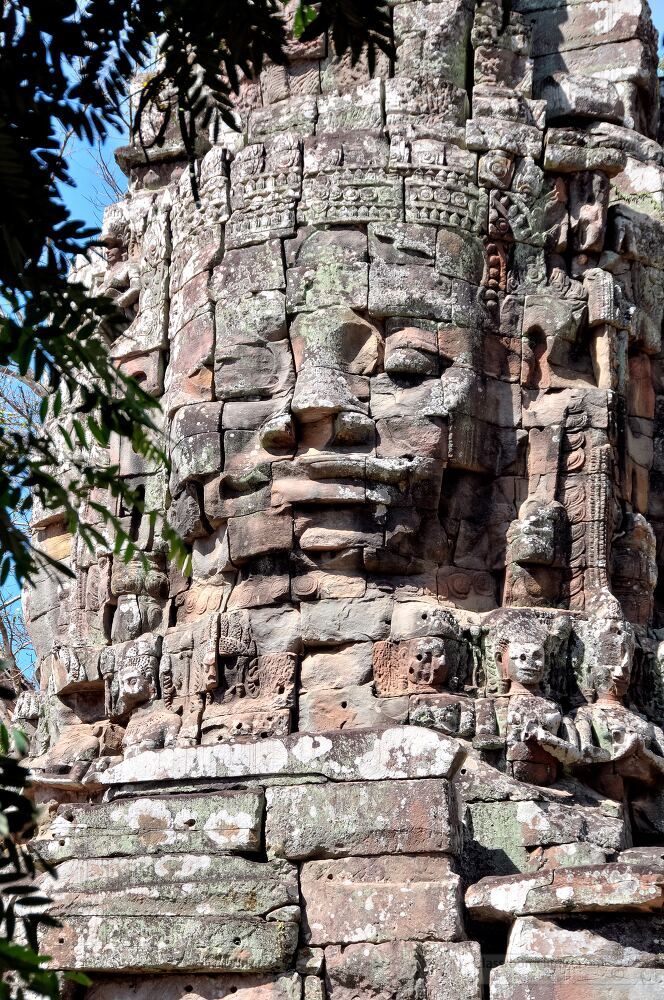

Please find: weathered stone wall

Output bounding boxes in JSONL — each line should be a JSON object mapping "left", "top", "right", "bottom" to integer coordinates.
{"left": 18, "top": 0, "right": 664, "bottom": 995}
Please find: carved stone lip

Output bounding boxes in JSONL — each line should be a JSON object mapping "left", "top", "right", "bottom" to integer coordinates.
{"left": 295, "top": 454, "right": 425, "bottom": 485}
{"left": 297, "top": 455, "right": 366, "bottom": 480}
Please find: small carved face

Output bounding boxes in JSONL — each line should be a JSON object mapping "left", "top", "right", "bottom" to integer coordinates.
{"left": 594, "top": 626, "right": 633, "bottom": 698}
{"left": 509, "top": 503, "right": 560, "bottom": 566}
{"left": 408, "top": 637, "right": 449, "bottom": 688}
{"left": 116, "top": 654, "right": 157, "bottom": 716}
{"left": 503, "top": 640, "right": 546, "bottom": 689}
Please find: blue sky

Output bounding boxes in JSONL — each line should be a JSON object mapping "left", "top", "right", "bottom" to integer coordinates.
{"left": 655, "top": 0, "right": 664, "bottom": 47}
{"left": 63, "top": 122, "right": 127, "bottom": 233}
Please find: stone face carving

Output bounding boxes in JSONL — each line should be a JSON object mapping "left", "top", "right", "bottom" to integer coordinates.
{"left": 24, "top": 0, "right": 664, "bottom": 996}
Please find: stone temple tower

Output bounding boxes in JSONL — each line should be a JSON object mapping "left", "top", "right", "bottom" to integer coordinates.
{"left": 18, "top": 0, "right": 664, "bottom": 996}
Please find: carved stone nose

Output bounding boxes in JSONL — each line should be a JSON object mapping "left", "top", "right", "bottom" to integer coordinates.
{"left": 258, "top": 411, "right": 295, "bottom": 449}
{"left": 291, "top": 363, "right": 367, "bottom": 425}
{"left": 332, "top": 411, "right": 374, "bottom": 446}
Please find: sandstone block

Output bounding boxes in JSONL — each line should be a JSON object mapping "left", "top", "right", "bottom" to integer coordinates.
{"left": 465, "top": 798, "right": 626, "bottom": 876}
{"left": 436, "top": 227, "right": 485, "bottom": 284}
{"left": 316, "top": 80, "right": 383, "bottom": 133}
{"left": 286, "top": 262, "right": 368, "bottom": 313}
{"left": 250, "top": 605, "right": 302, "bottom": 654}
{"left": 491, "top": 962, "right": 664, "bottom": 1000}
{"left": 534, "top": 39, "right": 656, "bottom": 98}
{"left": 285, "top": 227, "right": 367, "bottom": 268}
{"left": 289, "top": 307, "right": 380, "bottom": 375}
{"left": 529, "top": 843, "right": 609, "bottom": 870}
{"left": 301, "top": 854, "right": 463, "bottom": 944}
{"left": 211, "top": 242, "right": 286, "bottom": 298}
{"left": 99, "top": 726, "right": 464, "bottom": 787}
{"left": 303, "top": 977, "right": 325, "bottom": 1000}
{"left": 538, "top": 72, "right": 625, "bottom": 123}
{"left": 300, "top": 644, "right": 373, "bottom": 692}
{"left": 35, "top": 791, "right": 264, "bottom": 862}
{"left": 170, "top": 433, "right": 223, "bottom": 494}
{"left": 295, "top": 511, "right": 382, "bottom": 553}
{"left": 526, "top": 0, "right": 654, "bottom": 58}
{"left": 393, "top": 0, "right": 473, "bottom": 86}
{"left": 507, "top": 914, "right": 664, "bottom": 967}
{"left": 249, "top": 96, "right": 317, "bottom": 141}
{"left": 298, "top": 685, "right": 409, "bottom": 732}
{"left": 296, "top": 948, "right": 325, "bottom": 976}
{"left": 300, "top": 597, "right": 393, "bottom": 645}
{"left": 42, "top": 914, "right": 299, "bottom": 973}
{"left": 265, "top": 778, "right": 460, "bottom": 860}
{"left": 619, "top": 846, "right": 664, "bottom": 868}
{"left": 368, "top": 223, "right": 437, "bottom": 266}
{"left": 87, "top": 973, "right": 302, "bottom": 1000}
{"left": 466, "top": 864, "right": 664, "bottom": 921}
{"left": 227, "top": 509, "right": 293, "bottom": 564}
{"left": 369, "top": 262, "right": 478, "bottom": 325}
{"left": 325, "top": 940, "right": 481, "bottom": 1000}
{"left": 43, "top": 854, "right": 298, "bottom": 917}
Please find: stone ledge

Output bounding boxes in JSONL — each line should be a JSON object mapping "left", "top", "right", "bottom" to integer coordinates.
{"left": 95, "top": 726, "right": 465, "bottom": 787}
{"left": 466, "top": 864, "right": 664, "bottom": 920}
{"left": 42, "top": 914, "right": 299, "bottom": 974}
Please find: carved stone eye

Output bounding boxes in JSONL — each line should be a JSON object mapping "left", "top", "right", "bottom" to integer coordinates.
{"left": 385, "top": 347, "right": 435, "bottom": 377}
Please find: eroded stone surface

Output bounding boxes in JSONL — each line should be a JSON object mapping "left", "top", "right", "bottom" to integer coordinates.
{"left": 42, "top": 854, "right": 299, "bottom": 916}
{"left": 325, "top": 941, "right": 482, "bottom": 1000}
{"left": 87, "top": 974, "right": 303, "bottom": 1000}
{"left": 507, "top": 914, "right": 664, "bottom": 967}
{"left": 42, "top": 915, "right": 299, "bottom": 973}
{"left": 34, "top": 791, "right": 264, "bottom": 860}
{"left": 491, "top": 962, "right": 664, "bottom": 999}
{"left": 466, "top": 864, "right": 664, "bottom": 920}
{"left": 301, "top": 854, "right": 463, "bottom": 944}
{"left": 98, "top": 726, "right": 464, "bottom": 786}
{"left": 266, "top": 778, "right": 460, "bottom": 860}
{"left": 23, "top": 0, "right": 664, "bottom": 993}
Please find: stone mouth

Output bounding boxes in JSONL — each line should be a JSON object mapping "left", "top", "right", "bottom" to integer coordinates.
{"left": 295, "top": 454, "right": 427, "bottom": 484}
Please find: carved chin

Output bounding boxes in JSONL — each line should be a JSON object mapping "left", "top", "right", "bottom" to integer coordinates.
{"left": 116, "top": 693, "right": 147, "bottom": 715}
{"left": 515, "top": 668, "right": 543, "bottom": 685}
